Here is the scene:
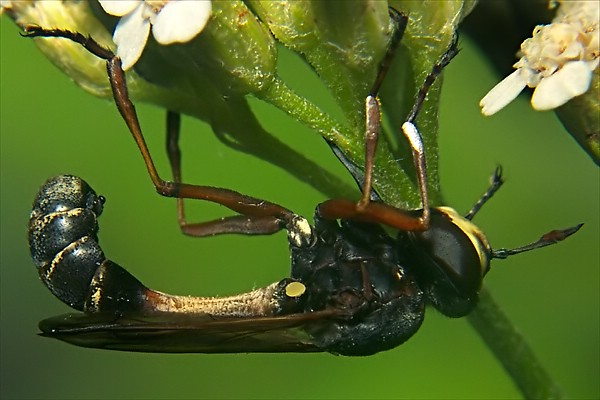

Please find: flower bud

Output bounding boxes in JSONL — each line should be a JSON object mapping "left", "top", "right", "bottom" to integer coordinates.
{"left": 2, "top": 1, "right": 278, "bottom": 113}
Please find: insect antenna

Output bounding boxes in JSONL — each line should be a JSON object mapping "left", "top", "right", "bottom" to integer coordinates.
{"left": 491, "top": 223, "right": 583, "bottom": 259}
{"left": 464, "top": 166, "right": 504, "bottom": 220}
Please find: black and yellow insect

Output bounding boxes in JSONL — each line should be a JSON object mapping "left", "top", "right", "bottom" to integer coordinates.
{"left": 26, "top": 10, "right": 581, "bottom": 355}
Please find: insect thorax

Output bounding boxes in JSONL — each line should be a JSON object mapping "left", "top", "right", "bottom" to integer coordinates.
{"left": 287, "top": 217, "right": 425, "bottom": 356}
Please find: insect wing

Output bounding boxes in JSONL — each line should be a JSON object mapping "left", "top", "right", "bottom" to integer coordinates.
{"left": 38, "top": 311, "right": 335, "bottom": 353}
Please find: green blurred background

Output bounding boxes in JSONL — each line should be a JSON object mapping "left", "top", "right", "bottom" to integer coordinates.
{"left": 1, "top": 14, "right": 598, "bottom": 400}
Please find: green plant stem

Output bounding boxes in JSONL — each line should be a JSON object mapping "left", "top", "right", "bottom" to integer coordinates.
{"left": 555, "top": 73, "right": 600, "bottom": 165}
{"left": 468, "top": 287, "right": 563, "bottom": 399}
{"left": 258, "top": 78, "right": 425, "bottom": 208}
{"left": 258, "top": 78, "right": 352, "bottom": 147}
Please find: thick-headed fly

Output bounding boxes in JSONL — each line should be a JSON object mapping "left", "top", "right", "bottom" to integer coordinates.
{"left": 26, "top": 11, "right": 581, "bottom": 355}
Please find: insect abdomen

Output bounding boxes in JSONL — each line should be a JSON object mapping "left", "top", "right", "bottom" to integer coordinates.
{"left": 27, "top": 175, "right": 278, "bottom": 317}
{"left": 29, "top": 175, "right": 107, "bottom": 310}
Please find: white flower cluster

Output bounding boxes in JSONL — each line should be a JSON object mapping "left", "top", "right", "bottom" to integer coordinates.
{"left": 99, "top": 0, "right": 212, "bottom": 70}
{"left": 480, "top": 1, "right": 599, "bottom": 115}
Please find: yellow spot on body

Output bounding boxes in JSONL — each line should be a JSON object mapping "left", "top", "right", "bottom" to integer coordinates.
{"left": 285, "top": 281, "right": 306, "bottom": 298}
{"left": 288, "top": 216, "right": 313, "bottom": 247}
{"left": 88, "top": 285, "right": 102, "bottom": 312}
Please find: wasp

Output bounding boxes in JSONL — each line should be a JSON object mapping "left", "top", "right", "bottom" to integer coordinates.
{"left": 26, "top": 10, "right": 581, "bottom": 355}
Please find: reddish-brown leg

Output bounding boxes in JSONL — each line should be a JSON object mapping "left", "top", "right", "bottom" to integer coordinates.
{"left": 24, "top": 26, "right": 296, "bottom": 236}
{"left": 322, "top": 20, "right": 460, "bottom": 232}
{"left": 358, "top": 8, "right": 407, "bottom": 211}
{"left": 164, "top": 111, "right": 289, "bottom": 236}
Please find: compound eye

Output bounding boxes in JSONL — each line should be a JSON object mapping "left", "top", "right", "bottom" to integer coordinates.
{"left": 407, "top": 208, "right": 491, "bottom": 317}
{"left": 433, "top": 207, "right": 491, "bottom": 285}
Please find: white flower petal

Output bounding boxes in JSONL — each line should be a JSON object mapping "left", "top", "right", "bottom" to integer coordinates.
{"left": 98, "top": 0, "right": 140, "bottom": 17}
{"left": 480, "top": 69, "right": 528, "bottom": 116}
{"left": 561, "top": 40, "right": 584, "bottom": 59}
{"left": 531, "top": 61, "right": 593, "bottom": 110}
{"left": 152, "top": 0, "right": 211, "bottom": 45}
{"left": 0, "top": 1, "right": 13, "bottom": 11}
{"left": 112, "top": 4, "right": 151, "bottom": 70}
